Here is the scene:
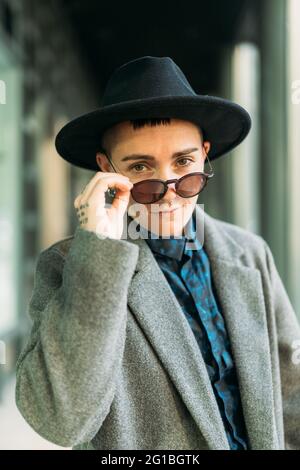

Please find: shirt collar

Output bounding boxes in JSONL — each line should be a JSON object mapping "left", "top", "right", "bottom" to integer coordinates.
{"left": 130, "top": 208, "right": 202, "bottom": 261}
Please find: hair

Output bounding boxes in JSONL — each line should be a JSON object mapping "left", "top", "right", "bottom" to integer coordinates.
{"left": 98, "top": 117, "right": 205, "bottom": 156}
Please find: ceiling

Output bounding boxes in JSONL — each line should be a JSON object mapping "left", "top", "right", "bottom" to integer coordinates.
{"left": 60, "top": 0, "right": 253, "bottom": 100}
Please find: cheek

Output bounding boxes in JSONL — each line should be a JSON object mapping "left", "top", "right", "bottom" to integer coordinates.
{"left": 128, "top": 194, "right": 134, "bottom": 206}
{"left": 182, "top": 196, "right": 198, "bottom": 208}
{"left": 179, "top": 198, "right": 198, "bottom": 219}
{"left": 128, "top": 197, "right": 149, "bottom": 219}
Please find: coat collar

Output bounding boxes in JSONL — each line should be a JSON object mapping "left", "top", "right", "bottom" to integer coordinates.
{"left": 124, "top": 204, "right": 245, "bottom": 273}
{"left": 129, "top": 208, "right": 201, "bottom": 261}
{"left": 125, "top": 204, "right": 279, "bottom": 449}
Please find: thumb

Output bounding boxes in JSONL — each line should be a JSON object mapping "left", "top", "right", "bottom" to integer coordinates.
{"left": 111, "top": 188, "right": 131, "bottom": 215}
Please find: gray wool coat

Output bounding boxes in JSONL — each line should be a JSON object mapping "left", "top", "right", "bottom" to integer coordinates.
{"left": 15, "top": 204, "right": 300, "bottom": 450}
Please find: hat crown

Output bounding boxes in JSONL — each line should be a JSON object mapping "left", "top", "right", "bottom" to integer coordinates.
{"left": 102, "top": 56, "right": 196, "bottom": 106}
{"left": 55, "top": 55, "right": 252, "bottom": 171}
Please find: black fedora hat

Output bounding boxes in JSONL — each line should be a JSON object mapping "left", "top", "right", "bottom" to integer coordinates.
{"left": 55, "top": 55, "right": 251, "bottom": 172}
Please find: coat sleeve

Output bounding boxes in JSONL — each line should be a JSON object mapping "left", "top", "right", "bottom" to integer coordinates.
{"left": 262, "top": 240, "right": 300, "bottom": 450}
{"left": 15, "top": 226, "right": 139, "bottom": 447}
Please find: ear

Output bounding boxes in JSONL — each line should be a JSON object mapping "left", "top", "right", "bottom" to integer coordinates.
{"left": 203, "top": 141, "right": 211, "bottom": 159}
{"left": 96, "top": 152, "right": 109, "bottom": 172}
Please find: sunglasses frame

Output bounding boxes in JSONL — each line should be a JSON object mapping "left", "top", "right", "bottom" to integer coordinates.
{"left": 99, "top": 147, "right": 215, "bottom": 204}
{"left": 130, "top": 171, "right": 214, "bottom": 203}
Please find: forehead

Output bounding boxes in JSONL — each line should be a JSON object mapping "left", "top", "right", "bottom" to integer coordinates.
{"left": 103, "top": 118, "right": 202, "bottom": 155}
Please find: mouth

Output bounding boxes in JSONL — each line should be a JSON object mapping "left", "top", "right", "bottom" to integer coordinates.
{"left": 150, "top": 206, "right": 181, "bottom": 214}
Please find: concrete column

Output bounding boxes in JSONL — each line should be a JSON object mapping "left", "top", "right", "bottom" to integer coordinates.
{"left": 287, "top": 0, "right": 300, "bottom": 318}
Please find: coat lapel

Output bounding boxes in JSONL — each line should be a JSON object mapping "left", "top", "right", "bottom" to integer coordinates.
{"left": 124, "top": 205, "right": 279, "bottom": 450}
{"left": 202, "top": 210, "right": 279, "bottom": 449}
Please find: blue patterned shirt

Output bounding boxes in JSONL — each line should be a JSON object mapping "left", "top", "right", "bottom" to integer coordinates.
{"left": 134, "top": 210, "right": 249, "bottom": 450}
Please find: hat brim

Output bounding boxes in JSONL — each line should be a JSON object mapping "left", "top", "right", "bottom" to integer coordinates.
{"left": 55, "top": 95, "right": 251, "bottom": 172}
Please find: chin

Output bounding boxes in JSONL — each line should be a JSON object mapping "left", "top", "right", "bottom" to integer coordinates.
{"left": 128, "top": 200, "right": 196, "bottom": 237}
{"left": 147, "top": 203, "right": 195, "bottom": 237}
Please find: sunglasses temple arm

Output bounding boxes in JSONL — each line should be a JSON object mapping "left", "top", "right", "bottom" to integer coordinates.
{"left": 103, "top": 152, "right": 119, "bottom": 174}
{"left": 99, "top": 150, "right": 128, "bottom": 197}
{"left": 205, "top": 152, "right": 214, "bottom": 177}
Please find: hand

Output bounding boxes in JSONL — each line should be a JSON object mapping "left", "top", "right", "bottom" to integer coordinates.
{"left": 74, "top": 171, "right": 133, "bottom": 239}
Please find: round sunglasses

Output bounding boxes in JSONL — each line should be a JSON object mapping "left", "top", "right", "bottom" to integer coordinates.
{"left": 101, "top": 150, "right": 214, "bottom": 204}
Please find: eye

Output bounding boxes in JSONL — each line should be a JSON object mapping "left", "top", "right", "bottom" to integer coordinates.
{"left": 128, "top": 163, "right": 149, "bottom": 173}
{"left": 177, "top": 157, "right": 194, "bottom": 166}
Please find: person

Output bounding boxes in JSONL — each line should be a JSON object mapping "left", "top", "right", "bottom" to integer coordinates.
{"left": 15, "top": 56, "right": 300, "bottom": 450}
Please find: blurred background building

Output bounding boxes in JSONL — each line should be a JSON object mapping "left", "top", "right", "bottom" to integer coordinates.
{"left": 0, "top": 0, "right": 299, "bottom": 449}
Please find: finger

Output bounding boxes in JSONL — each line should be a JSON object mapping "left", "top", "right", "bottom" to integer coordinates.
{"left": 74, "top": 173, "right": 131, "bottom": 209}
{"left": 111, "top": 187, "right": 132, "bottom": 213}
{"left": 76, "top": 170, "right": 127, "bottom": 196}
{"left": 80, "top": 174, "right": 131, "bottom": 204}
{"left": 74, "top": 172, "right": 104, "bottom": 208}
{"left": 87, "top": 177, "right": 133, "bottom": 206}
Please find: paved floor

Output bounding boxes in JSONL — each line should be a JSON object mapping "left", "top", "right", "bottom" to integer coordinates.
{"left": 0, "top": 376, "right": 70, "bottom": 450}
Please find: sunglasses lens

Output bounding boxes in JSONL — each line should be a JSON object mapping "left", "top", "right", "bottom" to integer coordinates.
{"left": 177, "top": 174, "right": 207, "bottom": 197}
{"left": 131, "top": 180, "right": 166, "bottom": 204}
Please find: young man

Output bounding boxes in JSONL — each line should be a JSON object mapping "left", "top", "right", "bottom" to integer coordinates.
{"left": 15, "top": 56, "right": 300, "bottom": 450}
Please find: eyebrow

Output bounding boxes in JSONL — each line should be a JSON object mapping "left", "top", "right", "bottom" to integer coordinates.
{"left": 120, "top": 147, "right": 199, "bottom": 163}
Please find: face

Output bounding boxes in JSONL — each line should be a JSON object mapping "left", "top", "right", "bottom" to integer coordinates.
{"left": 96, "top": 118, "right": 211, "bottom": 237}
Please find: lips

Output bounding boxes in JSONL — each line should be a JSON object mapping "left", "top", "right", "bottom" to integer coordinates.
{"left": 150, "top": 206, "right": 181, "bottom": 213}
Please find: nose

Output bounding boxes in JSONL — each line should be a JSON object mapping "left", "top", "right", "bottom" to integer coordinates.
{"left": 161, "top": 191, "right": 178, "bottom": 208}
{"left": 158, "top": 176, "right": 178, "bottom": 204}
{"left": 152, "top": 168, "right": 179, "bottom": 203}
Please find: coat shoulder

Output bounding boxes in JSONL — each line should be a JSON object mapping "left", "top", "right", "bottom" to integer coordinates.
{"left": 41, "top": 234, "right": 75, "bottom": 259}
{"left": 215, "top": 217, "right": 265, "bottom": 246}
{"left": 211, "top": 216, "right": 267, "bottom": 262}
